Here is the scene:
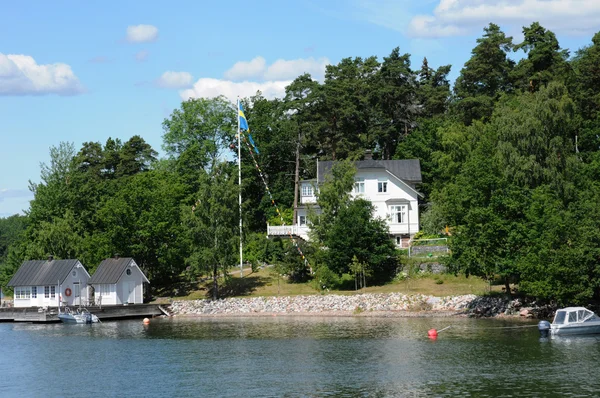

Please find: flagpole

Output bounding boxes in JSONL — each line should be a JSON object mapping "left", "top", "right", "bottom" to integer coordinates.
{"left": 237, "top": 97, "right": 243, "bottom": 278}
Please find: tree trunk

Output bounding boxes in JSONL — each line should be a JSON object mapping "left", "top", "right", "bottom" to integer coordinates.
{"left": 213, "top": 264, "right": 218, "bottom": 300}
{"left": 504, "top": 277, "right": 512, "bottom": 298}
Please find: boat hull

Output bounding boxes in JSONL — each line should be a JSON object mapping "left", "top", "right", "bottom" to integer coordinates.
{"left": 58, "top": 313, "right": 99, "bottom": 324}
{"left": 551, "top": 322, "right": 600, "bottom": 336}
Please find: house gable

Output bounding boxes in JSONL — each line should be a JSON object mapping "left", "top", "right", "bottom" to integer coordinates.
{"left": 90, "top": 257, "right": 149, "bottom": 285}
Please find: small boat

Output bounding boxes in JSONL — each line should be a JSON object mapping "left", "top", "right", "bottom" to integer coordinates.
{"left": 58, "top": 306, "right": 100, "bottom": 324}
{"left": 539, "top": 307, "right": 600, "bottom": 337}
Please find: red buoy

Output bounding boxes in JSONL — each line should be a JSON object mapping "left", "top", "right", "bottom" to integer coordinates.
{"left": 428, "top": 328, "right": 438, "bottom": 338}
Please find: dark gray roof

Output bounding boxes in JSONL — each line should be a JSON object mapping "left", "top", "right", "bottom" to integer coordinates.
{"left": 317, "top": 159, "right": 422, "bottom": 184}
{"left": 89, "top": 257, "right": 149, "bottom": 284}
{"left": 8, "top": 259, "right": 82, "bottom": 287}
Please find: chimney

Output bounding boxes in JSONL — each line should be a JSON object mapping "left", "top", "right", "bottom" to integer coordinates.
{"left": 364, "top": 150, "right": 373, "bottom": 160}
{"left": 114, "top": 253, "right": 120, "bottom": 259}
{"left": 47, "top": 255, "right": 54, "bottom": 262}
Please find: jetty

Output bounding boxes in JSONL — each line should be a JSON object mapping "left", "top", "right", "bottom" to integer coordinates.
{"left": 0, "top": 304, "right": 166, "bottom": 323}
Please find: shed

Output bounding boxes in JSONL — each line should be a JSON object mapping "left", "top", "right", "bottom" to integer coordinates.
{"left": 89, "top": 257, "right": 149, "bottom": 305}
{"left": 7, "top": 257, "right": 91, "bottom": 308}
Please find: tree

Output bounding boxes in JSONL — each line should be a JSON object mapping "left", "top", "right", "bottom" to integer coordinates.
{"left": 371, "top": 47, "right": 419, "bottom": 159}
{"left": 162, "top": 96, "right": 236, "bottom": 201}
{"left": 454, "top": 23, "right": 515, "bottom": 124}
{"left": 513, "top": 22, "right": 571, "bottom": 92}
{"left": 417, "top": 58, "right": 452, "bottom": 118}
{"left": 183, "top": 162, "right": 239, "bottom": 299}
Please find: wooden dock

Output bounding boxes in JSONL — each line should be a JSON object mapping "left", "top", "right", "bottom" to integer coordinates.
{"left": 0, "top": 304, "right": 167, "bottom": 323}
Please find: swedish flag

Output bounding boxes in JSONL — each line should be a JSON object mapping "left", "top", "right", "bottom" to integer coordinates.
{"left": 238, "top": 103, "right": 259, "bottom": 154}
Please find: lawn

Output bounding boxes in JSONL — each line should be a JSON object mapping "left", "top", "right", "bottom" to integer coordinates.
{"left": 173, "top": 267, "right": 497, "bottom": 300}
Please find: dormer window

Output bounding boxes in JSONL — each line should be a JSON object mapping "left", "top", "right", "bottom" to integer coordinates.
{"left": 301, "top": 184, "right": 313, "bottom": 197}
{"left": 354, "top": 179, "right": 365, "bottom": 194}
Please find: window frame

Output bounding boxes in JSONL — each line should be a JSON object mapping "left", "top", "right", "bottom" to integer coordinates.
{"left": 389, "top": 204, "right": 407, "bottom": 224}
{"left": 301, "top": 184, "right": 313, "bottom": 197}
{"left": 378, "top": 181, "right": 388, "bottom": 193}
{"left": 354, "top": 179, "right": 365, "bottom": 194}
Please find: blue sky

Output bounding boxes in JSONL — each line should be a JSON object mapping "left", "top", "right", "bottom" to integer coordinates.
{"left": 1, "top": 0, "right": 599, "bottom": 217}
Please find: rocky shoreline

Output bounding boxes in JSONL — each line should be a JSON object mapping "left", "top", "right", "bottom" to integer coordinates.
{"left": 168, "top": 293, "right": 548, "bottom": 319}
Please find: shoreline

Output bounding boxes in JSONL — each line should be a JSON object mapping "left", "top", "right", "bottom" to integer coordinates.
{"left": 167, "top": 292, "right": 541, "bottom": 319}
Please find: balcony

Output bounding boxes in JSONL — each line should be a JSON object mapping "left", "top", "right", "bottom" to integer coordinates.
{"left": 267, "top": 224, "right": 310, "bottom": 241}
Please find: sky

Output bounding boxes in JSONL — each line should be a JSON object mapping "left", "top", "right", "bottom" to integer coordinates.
{"left": 1, "top": 0, "right": 599, "bottom": 217}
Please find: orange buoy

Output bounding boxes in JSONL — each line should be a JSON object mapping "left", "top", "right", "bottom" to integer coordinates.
{"left": 143, "top": 318, "right": 150, "bottom": 325}
{"left": 427, "top": 328, "right": 438, "bottom": 338}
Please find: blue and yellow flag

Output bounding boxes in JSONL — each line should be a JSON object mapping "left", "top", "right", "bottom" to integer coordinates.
{"left": 238, "top": 103, "right": 259, "bottom": 154}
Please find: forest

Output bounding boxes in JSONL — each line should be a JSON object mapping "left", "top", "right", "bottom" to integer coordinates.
{"left": 2, "top": 22, "right": 600, "bottom": 305}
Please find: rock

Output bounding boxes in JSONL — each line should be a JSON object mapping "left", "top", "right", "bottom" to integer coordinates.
{"left": 519, "top": 309, "right": 530, "bottom": 317}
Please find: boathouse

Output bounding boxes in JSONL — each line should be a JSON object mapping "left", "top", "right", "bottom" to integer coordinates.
{"left": 89, "top": 256, "right": 149, "bottom": 305}
{"left": 7, "top": 256, "right": 91, "bottom": 308}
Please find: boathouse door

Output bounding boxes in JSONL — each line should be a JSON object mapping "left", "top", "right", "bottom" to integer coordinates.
{"left": 124, "top": 281, "right": 135, "bottom": 304}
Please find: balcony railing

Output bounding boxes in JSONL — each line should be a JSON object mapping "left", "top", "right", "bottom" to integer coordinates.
{"left": 267, "top": 224, "right": 310, "bottom": 240}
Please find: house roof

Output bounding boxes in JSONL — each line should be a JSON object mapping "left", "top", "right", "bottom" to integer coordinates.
{"left": 317, "top": 159, "right": 422, "bottom": 184}
{"left": 89, "top": 257, "right": 149, "bottom": 284}
{"left": 8, "top": 259, "right": 83, "bottom": 287}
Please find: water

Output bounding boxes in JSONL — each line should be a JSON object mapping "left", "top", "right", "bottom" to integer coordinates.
{"left": 2, "top": 316, "right": 600, "bottom": 397}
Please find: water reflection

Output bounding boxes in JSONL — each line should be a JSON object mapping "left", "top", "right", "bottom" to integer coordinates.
{"left": 2, "top": 317, "right": 600, "bottom": 397}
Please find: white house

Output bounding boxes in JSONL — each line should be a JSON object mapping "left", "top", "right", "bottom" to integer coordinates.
{"left": 7, "top": 256, "right": 91, "bottom": 308}
{"left": 268, "top": 157, "right": 423, "bottom": 247}
{"left": 89, "top": 256, "right": 149, "bottom": 305}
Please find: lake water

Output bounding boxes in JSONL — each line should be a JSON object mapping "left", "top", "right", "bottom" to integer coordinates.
{"left": 2, "top": 316, "right": 600, "bottom": 397}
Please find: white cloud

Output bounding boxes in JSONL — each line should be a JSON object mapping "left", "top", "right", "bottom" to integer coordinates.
{"left": 0, "top": 53, "right": 85, "bottom": 96}
{"left": 156, "top": 71, "right": 194, "bottom": 89}
{"left": 135, "top": 50, "right": 149, "bottom": 62}
{"left": 224, "top": 56, "right": 330, "bottom": 81}
{"left": 126, "top": 24, "right": 159, "bottom": 43}
{"left": 224, "top": 57, "right": 268, "bottom": 80}
{"left": 180, "top": 78, "right": 292, "bottom": 103}
{"left": 408, "top": 0, "right": 600, "bottom": 38}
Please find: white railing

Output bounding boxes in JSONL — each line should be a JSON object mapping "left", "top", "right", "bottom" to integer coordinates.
{"left": 267, "top": 224, "right": 310, "bottom": 240}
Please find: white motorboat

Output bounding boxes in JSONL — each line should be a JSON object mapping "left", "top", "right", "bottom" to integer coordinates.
{"left": 539, "top": 307, "right": 600, "bottom": 337}
{"left": 58, "top": 306, "right": 100, "bottom": 324}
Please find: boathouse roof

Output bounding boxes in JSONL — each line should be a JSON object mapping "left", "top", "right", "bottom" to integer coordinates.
{"left": 8, "top": 258, "right": 83, "bottom": 286}
{"left": 89, "top": 257, "right": 149, "bottom": 284}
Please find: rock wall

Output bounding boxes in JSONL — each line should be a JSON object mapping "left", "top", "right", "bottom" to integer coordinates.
{"left": 169, "top": 294, "right": 551, "bottom": 318}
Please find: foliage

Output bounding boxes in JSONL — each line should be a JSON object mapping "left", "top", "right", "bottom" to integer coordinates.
{"left": 9, "top": 24, "right": 600, "bottom": 305}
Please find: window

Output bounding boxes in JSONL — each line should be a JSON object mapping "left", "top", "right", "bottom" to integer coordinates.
{"left": 15, "top": 287, "right": 31, "bottom": 299}
{"left": 301, "top": 184, "right": 313, "bottom": 197}
{"left": 72, "top": 270, "right": 77, "bottom": 277}
{"left": 73, "top": 282, "right": 80, "bottom": 298}
{"left": 378, "top": 181, "right": 387, "bottom": 193}
{"left": 45, "top": 286, "right": 50, "bottom": 298}
{"left": 389, "top": 205, "right": 407, "bottom": 224}
{"left": 99, "top": 284, "right": 115, "bottom": 296}
{"left": 51, "top": 286, "right": 56, "bottom": 299}
{"left": 299, "top": 215, "right": 307, "bottom": 226}
{"left": 354, "top": 179, "right": 365, "bottom": 194}
{"left": 126, "top": 269, "right": 132, "bottom": 276}
{"left": 31, "top": 286, "right": 37, "bottom": 298}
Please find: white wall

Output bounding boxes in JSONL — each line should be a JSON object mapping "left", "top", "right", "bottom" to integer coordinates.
{"left": 61, "top": 264, "right": 91, "bottom": 306}
{"left": 94, "top": 264, "right": 146, "bottom": 305}
{"left": 297, "top": 169, "right": 420, "bottom": 240}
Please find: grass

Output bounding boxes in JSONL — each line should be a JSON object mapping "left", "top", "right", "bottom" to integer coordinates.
{"left": 171, "top": 268, "right": 499, "bottom": 301}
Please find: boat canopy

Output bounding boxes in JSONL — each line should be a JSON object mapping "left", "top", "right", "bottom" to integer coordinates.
{"left": 552, "top": 307, "right": 597, "bottom": 325}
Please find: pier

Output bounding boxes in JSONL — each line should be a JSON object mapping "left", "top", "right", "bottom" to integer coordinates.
{"left": 0, "top": 304, "right": 166, "bottom": 323}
